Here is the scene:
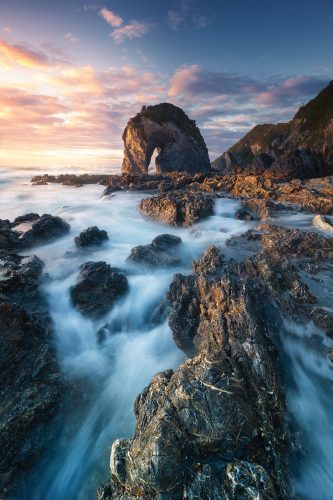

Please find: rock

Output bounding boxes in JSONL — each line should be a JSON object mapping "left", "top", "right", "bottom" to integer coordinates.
{"left": 20, "top": 214, "right": 70, "bottom": 248}
{"left": 312, "top": 214, "right": 333, "bottom": 232}
{"left": 31, "top": 173, "right": 110, "bottom": 186}
{"left": 0, "top": 250, "right": 77, "bottom": 495}
{"left": 74, "top": 226, "right": 109, "bottom": 247}
{"left": 127, "top": 234, "right": 182, "bottom": 268}
{"left": 0, "top": 219, "right": 21, "bottom": 250}
{"left": 235, "top": 208, "right": 254, "bottom": 221}
{"left": 0, "top": 252, "right": 45, "bottom": 309}
{"left": 12, "top": 213, "right": 40, "bottom": 226}
{"left": 140, "top": 191, "right": 215, "bottom": 226}
{"left": 70, "top": 262, "right": 128, "bottom": 318}
{"left": 121, "top": 103, "right": 211, "bottom": 175}
{"left": 192, "top": 244, "right": 224, "bottom": 276}
{"left": 103, "top": 222, "right": 333, "bottom": 499}
{"left": 151, "top": 233, "right": 181, "bottom": 250}
{"left": 1, "top": 214, "right": 70, "bottom": 251}
{"left": 0, "top": 302, "right": 65, "bottom": 493}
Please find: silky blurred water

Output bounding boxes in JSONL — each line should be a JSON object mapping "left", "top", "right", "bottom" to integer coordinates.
{"left": 0, "top": 168, "right": 252, "bottom": 499}
{"left": 1, "top": 167, "right": 333, "bottom": 499}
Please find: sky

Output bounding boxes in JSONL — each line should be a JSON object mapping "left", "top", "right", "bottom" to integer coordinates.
{"left": 0, "top": 0, "right": 332, "bottom": 170}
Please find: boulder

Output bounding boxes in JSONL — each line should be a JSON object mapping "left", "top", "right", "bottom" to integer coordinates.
{"left": 140, "top": 191, "right": 215, "bottom": 226}
{"left": 121, "top": 103, "right": 211, "bottom": 175}
{"left": 127, "top": 234, "right": 182, "bottom": 268}
{"left": 70, "top": 262, "right": 128, "bottom": 318}
{"left": 21, "top": 214, "right": 70, "bottom": 247}
{"left": 74, "top": 226, "right": 109, "bottom": 247}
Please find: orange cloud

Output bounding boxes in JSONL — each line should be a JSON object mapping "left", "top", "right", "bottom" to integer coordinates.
{"left": 0, "top": 39, "right": 52, "bottom": 69}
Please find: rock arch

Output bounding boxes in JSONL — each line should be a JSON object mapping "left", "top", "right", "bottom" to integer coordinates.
{"left": 121, "top": 103, "right": 211, "bottom": 175}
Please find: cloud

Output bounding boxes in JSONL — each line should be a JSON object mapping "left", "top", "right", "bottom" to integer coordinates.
{"left": 111, "top": 21, "right": 151, "bottom": 44}
{"left": 168, "top": 10, "right": 184, "bottom": 30}
{"left": 0, "top": 39, "right": 52, "bottom": 69}
{"left": 1, "top": 27, "right": 12, "bottom": 33}
{"left": 168, "top": 65, "right": 265, "bottom": 98}
{"left": 0, "top": 44, "right": 329, "bottom": 168}
{"left": 64, "top": 32, "right": 79, "bottom": 43}
{"left": 167, "top": 1, "right": 209, "bottom": 31}
{"left": 99, "top": 7, "right": 123, "bottom": 28}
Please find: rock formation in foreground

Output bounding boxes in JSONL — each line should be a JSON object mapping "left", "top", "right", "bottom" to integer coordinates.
{"left": 121, "top": 103, "right": 211, "bottom": 175}
{"left": 212, "top": 81, "right": 333, "bottom": 180}
{"left": 99, "top": 223, "right": 333, "bottom": 499}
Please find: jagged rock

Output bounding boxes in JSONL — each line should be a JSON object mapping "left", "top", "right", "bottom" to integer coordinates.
{"left": 0, "top": 250, "right": 75, "bottom": 495}
{"left": 127, "top": 234, "right": 182, "bottom": 268}
{"left": 140, "top": 191, "right": 215, "bottom": 226}
{"left": 312, "top": 214, "right": 333, "bottom": 232}
{"left": 121, "top": 103, "right": 211, "bottom": 175}
{"left": 74, "top": 226, "right": 109, "bottom": 247}
{"left": 128, "top": 234, "right": 182, "bottom": 268}
{"left": 12, "top": 213, "right": 40, "bottom": 226}
{"left": 192, "top": 244, "right": 224, "bottom": 276}
{"left": 0, "top": 220, "right": 21, "bottom": 250}
{"left": 104, "top": 224, "right": 333, "bottom": 499}
{"left": 70, "top": 262, "right": 128, "bottom": 318}
{"left": 20, "top": 214, "right": 70, "bottom": 247}
{"left": 1, "top": 214, "right": 70, "bottom": 251}
{"left": 213, "top": 81, "right": 333, "bottom": 181}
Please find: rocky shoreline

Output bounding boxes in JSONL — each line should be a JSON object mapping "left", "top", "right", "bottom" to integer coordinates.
{"left": 1, "top": 170, "right": 332, "bottom": 497}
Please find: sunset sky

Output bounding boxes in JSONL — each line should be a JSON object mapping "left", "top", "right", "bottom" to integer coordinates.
{"left": 0, "top": 0, "right": 332, "bottom": 170}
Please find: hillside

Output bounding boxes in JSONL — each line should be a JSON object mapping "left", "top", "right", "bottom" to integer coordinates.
{"left": 212, "top": 81, "right": 333, "bottom": 180}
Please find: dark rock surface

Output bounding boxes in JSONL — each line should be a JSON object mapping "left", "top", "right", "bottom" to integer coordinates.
{"left": 70, "top": 261, "right": 128, "bottom": 318}
{"left": 127, "top": 234, "right": 182, "bottom": 268}
{"left": 140, "top": 191, "right": 215, "bottom": 226}
{"left": 121, "top": 103, "right": 211, "bottom": 175}
{"left": 21, "top": 214, "right": 70, "bottom": 247}
{"left": 0, "top": 214, "right": 70, "bottom": 251}
{"left": 0, "top": 250, "right": 72, "bottom": 496}
{"left": 212, "top": 81, "right": 333, "bottom": 181}
{"left": 74, "top": 226, "right": 109, "bottom": 247}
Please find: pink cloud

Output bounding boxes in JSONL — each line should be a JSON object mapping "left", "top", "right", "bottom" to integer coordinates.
{"left": 100, "top": 7, "right": 123, "bottom": 28}
{"left": 111, "top": 21, "right": 151, "bottom": 44}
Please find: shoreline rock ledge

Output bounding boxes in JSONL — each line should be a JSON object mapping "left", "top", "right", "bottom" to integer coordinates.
{"left": 121, "top": 103, "right": 211, "bottom": 176}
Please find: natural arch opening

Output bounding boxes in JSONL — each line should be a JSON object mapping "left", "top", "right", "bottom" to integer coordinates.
{"left": 148, "top": 148, "right": 158, "bottom": 175}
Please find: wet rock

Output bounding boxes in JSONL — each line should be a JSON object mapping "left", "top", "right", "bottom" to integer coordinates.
{"left": 140, "top": 191, "right": 215, "bottom": 226}
{"left": 235, "top": 208, "right": 253, "bottom": 221}
{"left": 74, "top": 226, "right": 109, "bottom": 247}
{"left": 0, "top": 252, "right": 45, "bottom": 309}
{"left": 0, "top": 302, "right": 65, "bottom": 493}
{"left": 103, "top": 223, "right": 333, "bottom": 499}
{"left": 0, "top": 220, "right": 21, "bottom": 250}
{"left": 312, "top": 214, "right": 333, "bottom": 232}
{"left": 70, "top": 262, "right": 128, "bottom": 318}
{"left": 127, "top": 234, "right": 182, "bottom": 268}
{"left": 31, "top": 173, "right": 109, "bottom": 186}
{"left": 122, "top": 103, "right": 211, "bottom": 175}
{"left": 0, "top": 249, "right": 76, "bottom": 495}
{"left": 20, "top": 214, "right": 70, "bottom": 247}
{"left": 192, "top": 244, "right": 224, "bottom": 276}
{"left": 12, "top": 213, "right": 40, "bottom": 226}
